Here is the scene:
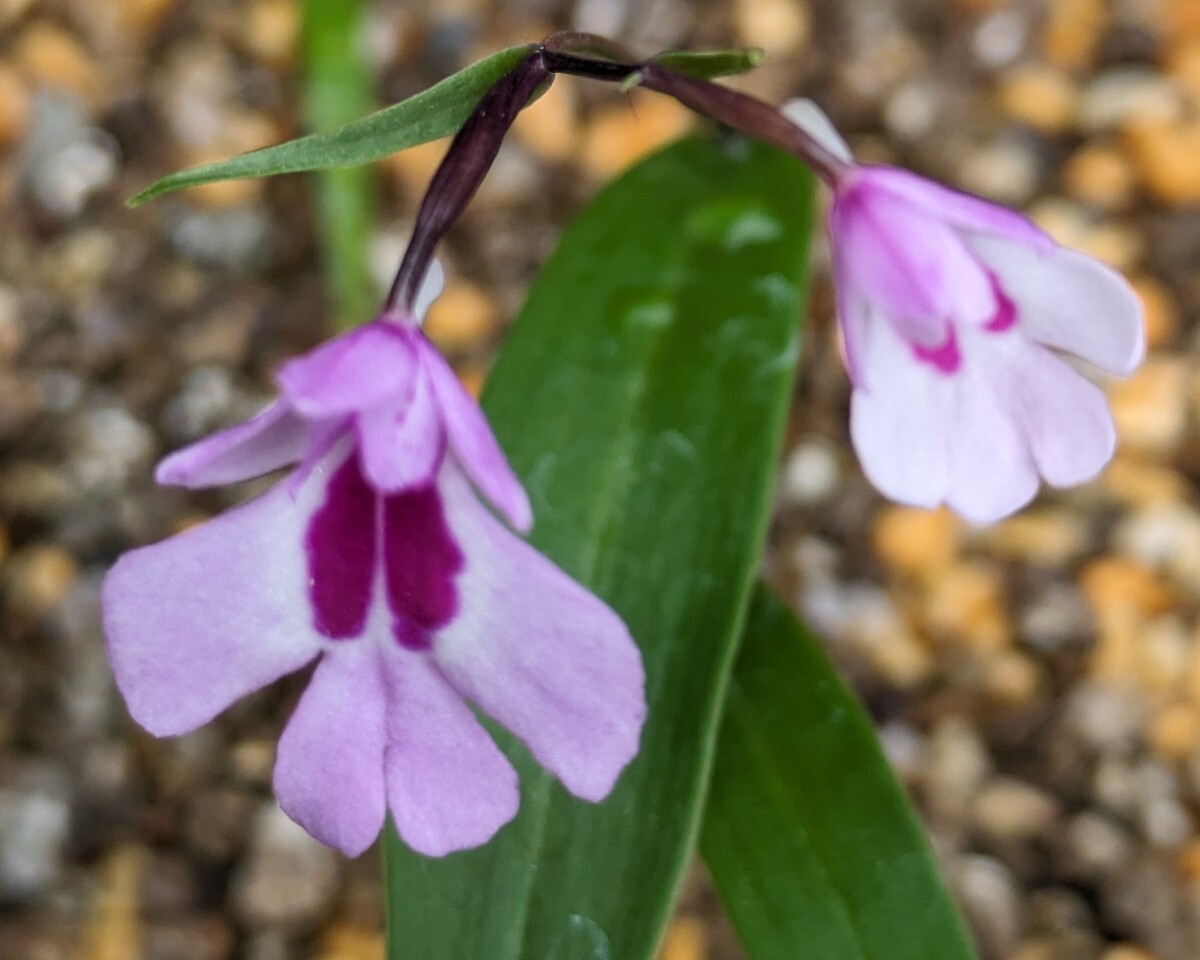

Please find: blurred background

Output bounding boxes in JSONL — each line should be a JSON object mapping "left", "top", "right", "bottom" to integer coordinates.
{"left": 1, "top": 0, "right": 1199, "bottom": 957}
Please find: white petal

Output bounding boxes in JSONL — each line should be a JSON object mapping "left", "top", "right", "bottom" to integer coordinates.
{"left": 781, "top": 98, "right": 854, "bottom": 165}
{"left": 967, "top": 237, "right": 1146, "bottom": 376}
{"left": 943, "top": 335, "right": 1039, "bottom": 523}
{"left": 413, "top": 259, "right": 445, "bottom": 325}
{"left": 1000, "top": 340, "right": 1117, "bottom": 488}
{"left": 849, "top": 312, "right": 951, "bottom": 508}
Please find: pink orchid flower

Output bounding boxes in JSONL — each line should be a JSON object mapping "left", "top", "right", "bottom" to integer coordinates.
{"left": 101, "top": 264, "right": 646, "bottom": 858}
{"left": 783, "top": 100, "right": 1146, "bottom": 523}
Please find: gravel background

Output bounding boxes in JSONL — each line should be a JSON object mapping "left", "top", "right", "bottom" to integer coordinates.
{"left": 3, "top": 1, "right": 1200, "bottom": 958}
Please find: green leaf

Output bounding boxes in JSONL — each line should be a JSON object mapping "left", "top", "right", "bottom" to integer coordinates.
{"left": 651, "top": 47, "right": 765, "bottom": 81}
{"left": 702, "top": 588, "right": 978, "bottom": 960}
{"left": 385, "top": 136, "right": 815, "bottom": 958}
{"left": 301, "top": 0, "right": 377, "bottom": 329}
{"left": 128, "top": 45, "right": 538, "bottom": 206}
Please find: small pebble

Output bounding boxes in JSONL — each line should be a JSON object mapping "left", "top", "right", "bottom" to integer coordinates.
{"left": 1062, "top": 143, "right": 1136, "bottom": 210}
{"left": 1064, "top": 812, "right": 1135, "bottom": 877}
{"left": 871, "top": 505, "right": 961, "bottom": 580}
{"left": 0, "top": 767, "right": 71, "bottom": 900}
{"left": 780, "top": 437, "right": 841, "bottom": 506}
{"left": 581, "top": 95, "right": 694, "bottom": 179}
{"left": 971, "top": 777, "right": 1060, "bottom": 842}
{"left": 735, "top": 0, "right": 811, "bottom": 54}
{"left": 424, "top": 281, "right": 500, "bottom": 354}
{"left": 996, "top": 64, "right": 1079, "bottom": 134}
{"left": 1079, "top": 69, "right": 1181, "bottom": 134}
{"left": 923, "top": 561, "right": 1011, "bottom": 653}
{"left": 232, "top": 805, "right": 340, "bottom": 928}
{"left": 953, "top": 854, "right": 1025, "bottom": 959}
{"left": 924, "top": 716, "right": 992, "bottom": 818}
{"left": 1042, "top": 0, "right": 1107, "bottom": 69}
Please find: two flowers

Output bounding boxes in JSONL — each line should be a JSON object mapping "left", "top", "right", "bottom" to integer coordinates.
{"left": 102, "top": 95, "right": 1145, "bottom": 858}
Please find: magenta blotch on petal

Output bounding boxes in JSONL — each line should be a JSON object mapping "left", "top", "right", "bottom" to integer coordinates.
{"left": 383, "top": 484, "right": 463, "bottom": 649}
{"left": 306, "top": 454, "right": 377, "bottom": 639}
{"left": 102, "top": 270, "right": 645, "bottom": 859}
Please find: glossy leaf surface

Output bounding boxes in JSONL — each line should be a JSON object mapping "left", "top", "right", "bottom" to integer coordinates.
{"left": 384, "top": 135, "right": 814, "bottom": 959}
{"left": 703, "top": 588, "right": 978, "bottom": 960}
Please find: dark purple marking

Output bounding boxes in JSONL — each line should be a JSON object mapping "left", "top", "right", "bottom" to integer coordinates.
{"left": 913, "top": 328, "right": 962, "bottom": 374}
{"left": 984, "top": 273, "right": 1017, "bottom": 333}
{"left": 305, "top": 455, "right": 377, "bottom": 639}
{"left": 383, "top": 486, "right": 464, "bottom": 651}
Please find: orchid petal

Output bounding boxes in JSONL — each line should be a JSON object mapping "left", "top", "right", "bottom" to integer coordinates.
{"left": 434, "top": 466, "right": 645, "bottom": 802}
{"left": 383, "top": 655, "right": 519, "bottom": 857}
{"left": 356, "top": 361, "right": 444, "bottom": 493}
{"left": 277, "top": 322, "right": 418, "bottom": 417}
{"left": 967, "top": 236, "right": 1146, "bottom": 377}
{"left": 274, "top": 647, "right": 387, "bottom": 857}
{"left": 780, "top": 98, "right": 854, "bottom": 165}
{"left": 1003, "top": 341, "right": 1117, "bottom": 487}
{"left": 420, "top": 338, "right": 533, "bottom": 532}
{"left": 863, "top": 166, "right": 1054, "bottom": 252}
{"left": 413, "top": 259, "right": 445, "bottom": 325}
{"left": 833, "top": 183, "right": 994, "bottom": 342}
{"left": 943, "top": 337, "right": 1040, "bottom": 523}
{"left": 849, "top": 313, "right": 950, "bottom": 509}
{"left": 155, "top": 401, "right": 310, "bottom": 488}
{"left": 102, "top": 468, "right": 332, "bottom": 736}
{"left": 829, "top": 234, "right": 869, "bottom": 387}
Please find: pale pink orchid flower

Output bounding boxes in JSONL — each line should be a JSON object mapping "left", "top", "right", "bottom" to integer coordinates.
{"left": 783, "top": 100, "right": 1146, "bottom": 524}
{"left": 101, "top": 264, "right": 646, "bottom": 858}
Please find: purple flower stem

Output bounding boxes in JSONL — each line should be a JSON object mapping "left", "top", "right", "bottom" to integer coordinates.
{"left": 386, "top": 51, "right": 552, "bottom": 313}
{"left": 538, "top": 34, "right": 848, "bottom": 183}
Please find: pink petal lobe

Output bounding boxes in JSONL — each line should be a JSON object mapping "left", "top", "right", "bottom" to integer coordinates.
{"left": 277, "top": 322, "right": 419, "bottom": 418}
{"left": 1002, "top": 340, "right": 1117, "bottom": 488}
{"left": 863, "top": 166, "right": 1054, "bottom": 251}
{"left": 433, "top": 466, "right": 645, "bottom": 803}
{"left": 967, "top": 236, "right": 1146, "bottom": 376}
{"left": 382, "top": 655, "right": 519, "bottom": 857}
{"left": 943, "top": 336, "right": 1039, "bottom": 523}
{"left": 356, "top": 361, "right": 444, "bottom": 493}
{"left": 780, "top": 98, "right": 854, "bottom": 165}
{"left": 102, "top": 474, "right": 329, "bottom": 736}
{"left": 849, "top": 316, "right": 951, "bottom": 508}
{"left": 419, "top": 338, "right": 532, "bottom": 532}
{"left": 155, "top": 401, "right": 310, "bottom": 488}
{"left": 829, "top": 237, "right": 869, "bottom": 387}
{"left": 274, "top": 647, "right": 387, "bottom": 857}
{"left": 833, "top": 181, "right": 994, "bottom": 343}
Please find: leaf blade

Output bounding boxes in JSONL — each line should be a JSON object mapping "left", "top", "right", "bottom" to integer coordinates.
{"left": 385, "top": 135, "right": 815, "bottom": 960}
{"left": 703, "top": 588, "right": 978, "bottom": 960}
{"left": 128, "top": 45, "right": 538, "bottom": 206}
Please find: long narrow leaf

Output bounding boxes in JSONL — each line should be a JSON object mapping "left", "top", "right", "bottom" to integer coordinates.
{"left": 703, "top": 588, "right": 978, "bottom": 960}
{"left": 129, "top": 45, "right": 537, "bottom": 206}
{"left": 384, "top": 135, "right": 814, "bottom": 959}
